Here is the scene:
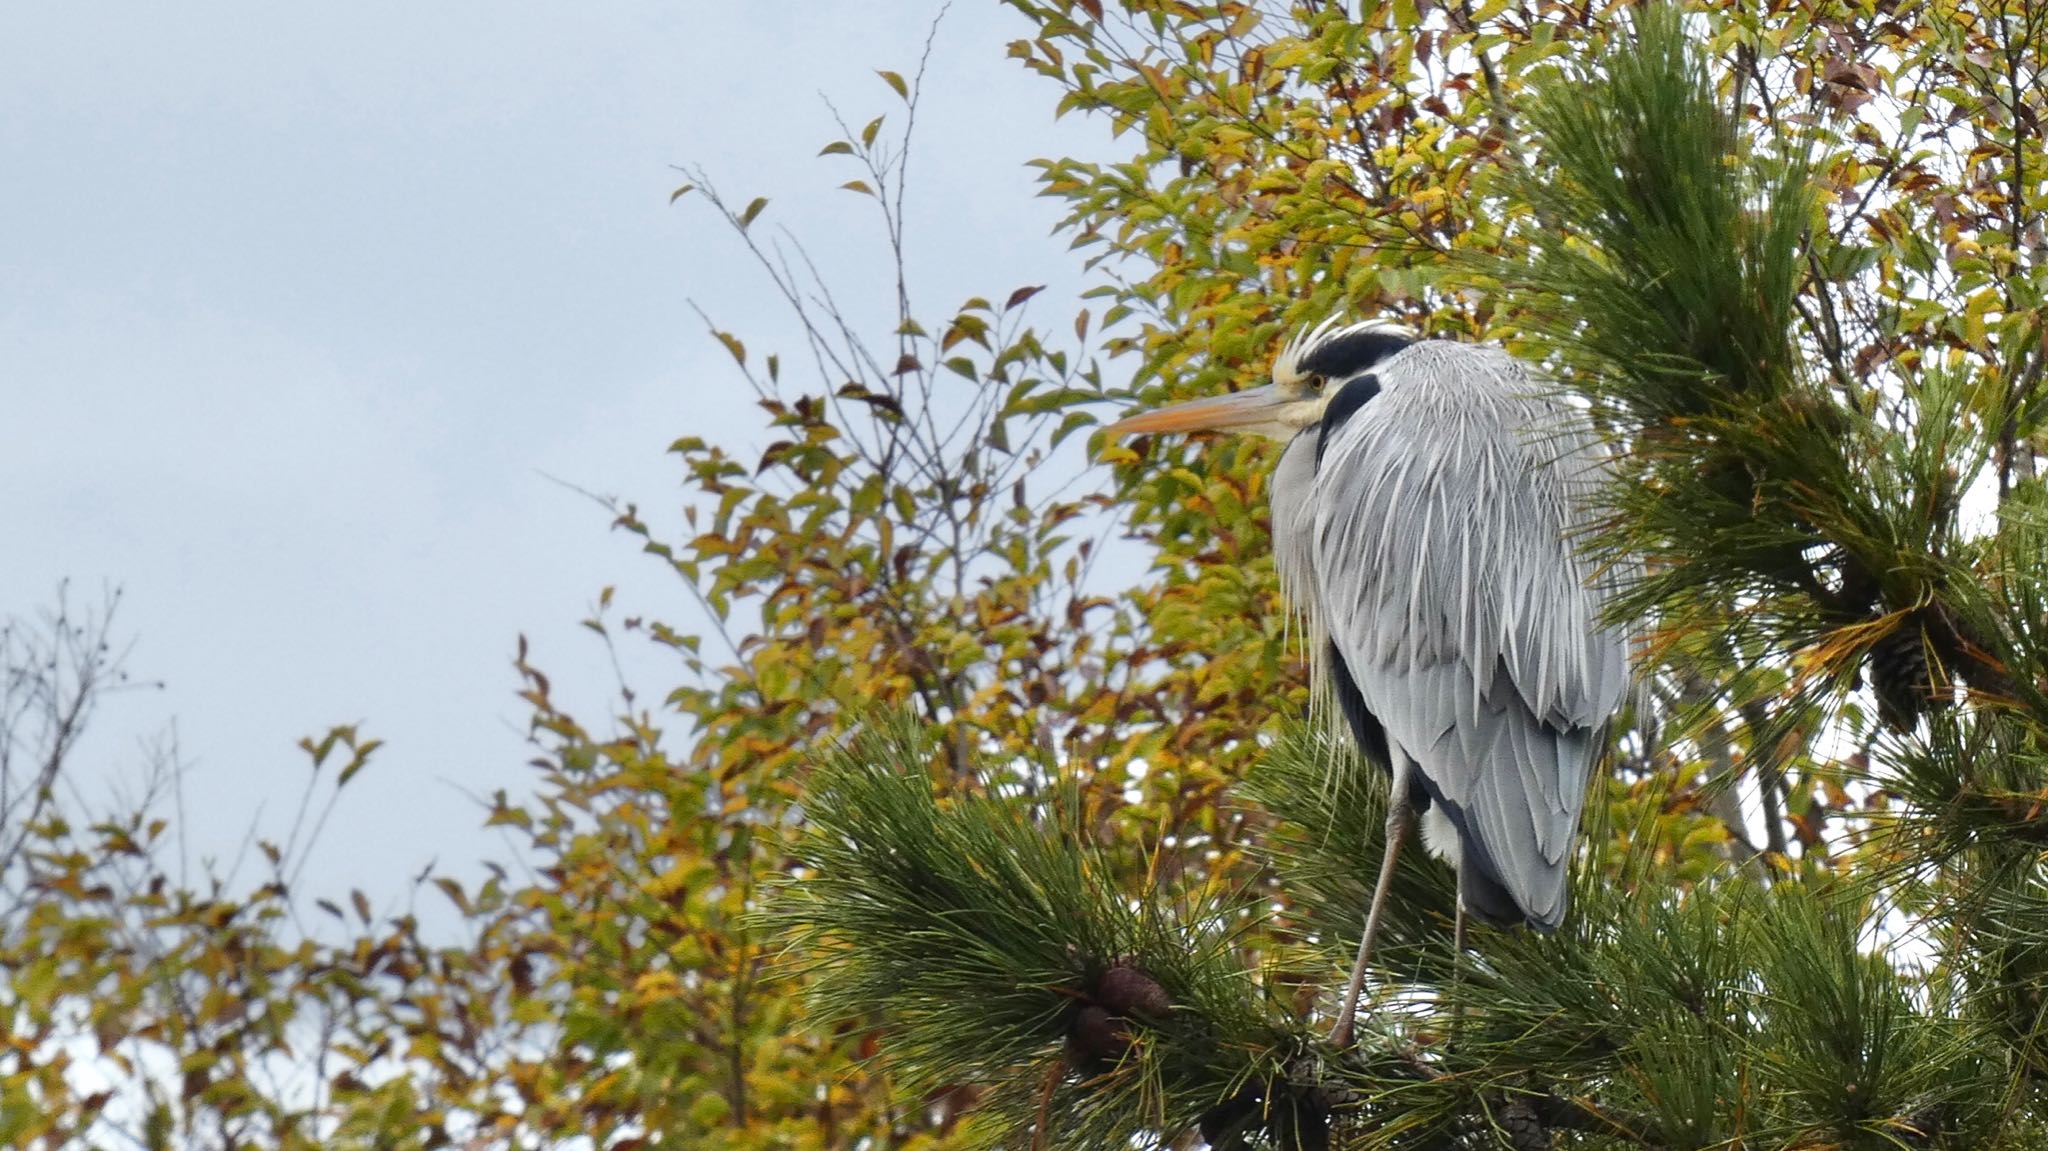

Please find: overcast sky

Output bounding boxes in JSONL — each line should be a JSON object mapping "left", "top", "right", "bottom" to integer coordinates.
{"left": 1, "top": 4, "right": 1117, "bottom": 909}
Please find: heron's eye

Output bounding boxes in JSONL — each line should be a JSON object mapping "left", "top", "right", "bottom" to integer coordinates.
{"left": 1307, "top": 374, "right": 1326, "bottom": 391}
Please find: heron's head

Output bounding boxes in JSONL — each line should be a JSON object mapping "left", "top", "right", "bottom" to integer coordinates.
{"left": 1104, "top": 317, "right": 1415, "bottom": 441}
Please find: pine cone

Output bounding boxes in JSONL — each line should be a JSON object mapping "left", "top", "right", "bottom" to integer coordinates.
{"left": 1094, "top": 962, "right": 1172, "bottom": 1020}
{"left": 1870, "top": 615, "right": 1934, "bottom": 731}
{"left": 1288, "top": 1054, "right": 1357, "bottom": 1112}
{"left": 1899, "top": 1101, "right": 1946, "bottom": 1147}
{"left": 1269, "top": 1094, "right": 1332, "bottom": 1151}
{"left": 1449, "top": 1098, "right": 1552, "bottom": 1150}
{"left": 1065, "top": 1005, "right": 1131, "bottom": 1068}
{"left": 1497, "top": 1099, "right": 1551, "bottom": 1151}
{"left": 1197, "top": 1087, "right": 1262, "bottom": 1151}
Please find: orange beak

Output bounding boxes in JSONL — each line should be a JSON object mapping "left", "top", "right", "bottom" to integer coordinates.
{"left": 1102, "top": 384, "right": 1290, "bottom": 438}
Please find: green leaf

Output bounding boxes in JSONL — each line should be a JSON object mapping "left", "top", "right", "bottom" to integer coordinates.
{"left": 1052, "top": 409, "right": 1098, "bottom": 447}
{"left": 877, "top": 69, "right": 909, "bottom": 100}
{"left": 739, "top": 196, "right": 768, "bottom": 228}
{"left": 433, "top": 877, "right": 472, "bottom": 915}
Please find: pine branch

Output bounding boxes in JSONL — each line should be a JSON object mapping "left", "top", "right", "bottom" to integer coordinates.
{"left": 774, "top": 715, "right": 2042, "bottom": 1147}
{"left": 769, "top": 720, "right": 1325, "bottom": 1149}
{"left": 1477, "top": 4, "right": 2014, "bottom": 730}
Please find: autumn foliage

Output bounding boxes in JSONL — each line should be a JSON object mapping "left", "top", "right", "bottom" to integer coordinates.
{"left": 8, "top": 0, "right": 2048, "bottom": 1148}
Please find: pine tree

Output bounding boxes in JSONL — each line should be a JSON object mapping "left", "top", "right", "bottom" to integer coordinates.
{"left": 774, "top": 7, "right": 2048, "bottom": 1148}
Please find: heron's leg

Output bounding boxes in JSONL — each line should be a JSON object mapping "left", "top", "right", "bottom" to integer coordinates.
{"left": 1447, "top": 897, "right": 1469, "bottom": 1041}
{"left": 1330, "top": 771, "right": 1415, "bottom": 1049}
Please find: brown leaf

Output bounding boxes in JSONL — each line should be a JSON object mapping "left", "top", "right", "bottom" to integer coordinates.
{"left": 1819, "top": 57, "right": 1881, "bottom": 113}
{"left": 1004, "top": 284, "right": 1046, "bottom": 311}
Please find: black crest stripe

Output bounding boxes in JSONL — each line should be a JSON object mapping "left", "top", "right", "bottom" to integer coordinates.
{"left": 1315, "top": 372, "right": 1381, "bottom": 469}
{"left": 1297, "top": 328, "right": 1415, "bottom": 381}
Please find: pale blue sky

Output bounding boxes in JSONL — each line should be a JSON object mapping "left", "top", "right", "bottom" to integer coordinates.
{"left": 1, "top": 4, "right": 1115, "bottom": 905}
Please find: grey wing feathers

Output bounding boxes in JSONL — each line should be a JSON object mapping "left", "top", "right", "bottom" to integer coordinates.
{"left": 1312, "top": 342, "right": 1627, "bottom": 929}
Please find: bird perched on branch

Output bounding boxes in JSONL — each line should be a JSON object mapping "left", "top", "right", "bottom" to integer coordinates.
{"left": 1106, "top": 317, "right": 1631, "bottom": 1047}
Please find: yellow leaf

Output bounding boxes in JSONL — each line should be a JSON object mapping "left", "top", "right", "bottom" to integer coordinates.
{"left": 1095, "top": 442, "right": 1140, "bottom": 465}
{"left": 633, "top": 970, "right": 682, "bottom": 1004}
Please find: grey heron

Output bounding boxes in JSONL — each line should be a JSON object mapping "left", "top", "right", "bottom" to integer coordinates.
{"left": 1106, "top": 318, "right": 1630, "bottom": 1047}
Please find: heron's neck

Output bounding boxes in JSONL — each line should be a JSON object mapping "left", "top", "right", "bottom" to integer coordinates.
{"left": 1270, "top": 428, "right": 1327, "bottom": 652}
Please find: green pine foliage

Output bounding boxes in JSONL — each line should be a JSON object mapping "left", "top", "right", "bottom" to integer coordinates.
{"left": 782, "top": 714, "right": 2046, "bottom": 1148}
{"left": 770, "top": 722, "right": 1330, "bottom": 1150}
{"left": 1493, "top": 8, "right": 2012, "bottom": 730}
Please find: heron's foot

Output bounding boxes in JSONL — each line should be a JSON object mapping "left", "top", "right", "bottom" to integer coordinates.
{"left": 1328, "top": 1015, "right": 1356, "bottom": 1050}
